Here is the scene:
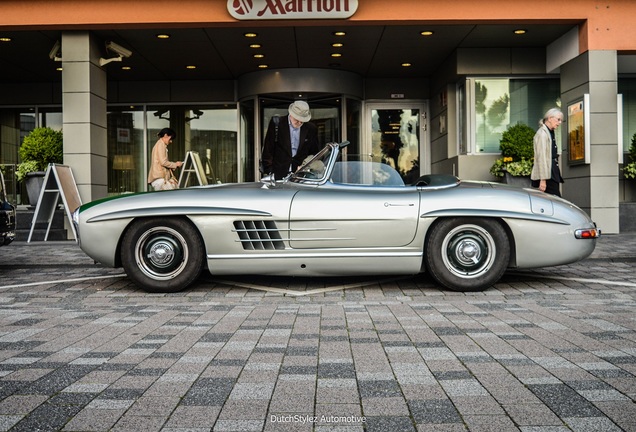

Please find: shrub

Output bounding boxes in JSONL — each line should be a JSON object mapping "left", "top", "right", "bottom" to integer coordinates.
{"left": 490, "top": 123, "right": 535, "bottom": 177}
{"left": 17, "top": 127, "right": 63, "bottom": 181}
{"left": 623, "top": 132, "right": 636, "bottom": 180}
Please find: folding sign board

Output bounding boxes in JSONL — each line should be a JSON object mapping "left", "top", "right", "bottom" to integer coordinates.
{"left": 27, "top": 164, "right": 81, "bottom": 242}
{"left": 178, "top": 151, "right": 209, "bottom": 188}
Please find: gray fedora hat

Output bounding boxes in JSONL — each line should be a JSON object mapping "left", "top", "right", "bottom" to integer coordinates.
{"left": 288, "top": 100, "right": 311, "bottom": 122}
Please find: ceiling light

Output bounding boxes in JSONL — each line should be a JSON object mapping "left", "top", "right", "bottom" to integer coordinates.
{"left": 0, "top": 37, "right": 11, "bottom": 42}
{"left": 56, "top": 67, "right": 63, "bottom": 71}
{"left": 401, "top": 62, "right": 412, "bottom": 67}
{"left": 258, "top": 64, "right": 268, "bottom": 69}
{"left": 333, "top": 31, "right": 346, "bottom": 36}
{"left": 249, "top": 44, "right": 261, "bottom": 49}
{"left": 156, "top": 34, "right": 170, "bottom": 39}
{"left": 331, "top": 53, "right": 342, "bottom": 58}
{"left": 514, "top": 29, "right": 527, "bottom": 35}
{"left": 253, "top": 54, "right": 264, "bottom": 58}
{"left": 420, "top": 31, "right": 434, "bottom": 36}
{"left": 244, "top": 32, "right": 257, "bottom": 38}
{"left": 186, "top": 65, "right": 197, "bottom": 69}
{"left": 122, "top": 66, "right": 131, "bottom": 70}
{"left": 332, "top": 43, "right": 343, "bottom": 48}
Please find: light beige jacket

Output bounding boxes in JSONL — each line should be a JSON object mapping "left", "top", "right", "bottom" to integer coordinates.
{"left": 147, "top": 139, "right": 179, "bottom": 184}
{"left": 531, "top": 123, "right": 555, "bottom": 181}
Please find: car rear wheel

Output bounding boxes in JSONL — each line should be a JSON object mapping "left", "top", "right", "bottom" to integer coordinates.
{"left": 121, "top": 218, "right": 204, "bottom": 293}
{"left": 425, "top": 218, "right": 510, "bottom": 292}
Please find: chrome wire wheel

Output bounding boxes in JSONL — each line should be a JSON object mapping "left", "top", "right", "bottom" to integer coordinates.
{"left": 135, "top": 227, "right": 188, "bottom": 280}
{"left": 441, "top": 224, "right": 496, "bottom": 279}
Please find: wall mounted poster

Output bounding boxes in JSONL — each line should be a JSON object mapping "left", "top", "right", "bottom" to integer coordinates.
{"left": 567, "top": 98, "right": 587, "bottom": 164}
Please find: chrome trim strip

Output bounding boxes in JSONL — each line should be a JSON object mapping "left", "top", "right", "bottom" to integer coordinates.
{"left": 208, "top": 251, "right": 422, "bottom": 259}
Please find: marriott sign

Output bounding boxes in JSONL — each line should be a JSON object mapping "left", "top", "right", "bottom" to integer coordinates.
{"left": 228, "top": 0, "right": 358, "bottom": 20}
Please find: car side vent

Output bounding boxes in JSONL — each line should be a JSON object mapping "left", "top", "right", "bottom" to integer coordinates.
{"left": 233, "top": 220, "right": 285, "bottom": 250}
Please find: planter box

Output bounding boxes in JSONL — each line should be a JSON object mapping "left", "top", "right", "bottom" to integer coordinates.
{"left": 24, "top": 171, "right": 45, "bottom": 206}
{"left": 503, "top": 172, "right": 532, "bottom": 188}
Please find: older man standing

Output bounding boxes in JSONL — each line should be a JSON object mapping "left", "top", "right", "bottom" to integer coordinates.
{"left": 531, "top": 108, "right": 564, "bottom": 196}
{"left": 261, "top": 100, "right": 320, "bottom": 179}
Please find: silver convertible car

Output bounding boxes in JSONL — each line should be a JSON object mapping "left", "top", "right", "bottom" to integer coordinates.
{"left": 73, "top": 142, "right": 600, "bottom": 293}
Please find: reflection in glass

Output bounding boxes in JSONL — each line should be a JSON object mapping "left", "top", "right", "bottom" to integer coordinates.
{"left": 108, "top": 108, "right": 144, "bottom": 194}
{"left": 474, "top": 78, "right": 560, "bottom": 153}
{"left": 371, "top": 109, "right": 420, "bottom": 184}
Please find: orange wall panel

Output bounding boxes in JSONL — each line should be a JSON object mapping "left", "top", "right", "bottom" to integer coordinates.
{"left": 1, "top": 0, "right": 635, "bottom": 53}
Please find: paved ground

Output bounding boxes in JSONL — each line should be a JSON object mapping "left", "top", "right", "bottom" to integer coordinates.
{"left": 0, "top": 234, "right": 635, "bottom": 431}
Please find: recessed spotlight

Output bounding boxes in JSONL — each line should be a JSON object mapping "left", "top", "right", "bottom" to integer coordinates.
{"left": 122, "top": 66, "right": 131, "bottom": 70}
{"left": 186, "top": 65, "right": 197, "bottom": 69}
{"left": 156, "top": 34, "right": 170, "bottom": 39}
{"left": 332, "top": 43, "right": 343, "bottom": 48}
{"left": 514, "top": 29, "right": 527, "bottom": 35}
{"left": 56, "top": 67, "right": 63, "bottom": 71}
{"left": 244, "top": 32, "right": 257, "bottom": 38}
{"left": 331, "top": 53, "right": 342, "bottom": 58}
{"left": 0, "top": 37, "right": 11, "bottom": 42}
{"left": 401, "top": 62, "right": 412, "bottom": 67}
{"left": 258, "top": 64, "right": 268, "bottom": 69}
{"left": 420, "top": 31, "right": 434, "bottom": 36}
{"left": 253, "top": 54, "right": 265, "bottom": 58}
{"left": 333, "top": 31, "right": 346, "bottom": 36}
{"left": 249, "top": 44, "right": 261, "bottom": 49}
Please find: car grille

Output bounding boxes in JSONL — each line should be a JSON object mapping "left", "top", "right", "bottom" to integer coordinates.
{"left": 233, "top": 220, "right": 285, "bottom": 250}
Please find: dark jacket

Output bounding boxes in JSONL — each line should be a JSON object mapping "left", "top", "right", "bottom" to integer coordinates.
{"left": 261, "top": 115, "right": 320, "bottom": 179}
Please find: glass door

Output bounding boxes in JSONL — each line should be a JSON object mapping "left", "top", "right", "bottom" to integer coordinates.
{"left": 364, "top": 103, "right": 428, "bottom": 185}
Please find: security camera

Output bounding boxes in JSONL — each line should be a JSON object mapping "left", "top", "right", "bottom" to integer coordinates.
{"left": 105, "top": 41, "right": 132, "bottom": 58}
{"left": 49, "top": 40, "right": 62, "bottom": 61}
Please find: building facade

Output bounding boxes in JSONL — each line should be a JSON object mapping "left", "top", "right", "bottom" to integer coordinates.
{"left": 1, "top": 0, "right": 635, "bottom": 233}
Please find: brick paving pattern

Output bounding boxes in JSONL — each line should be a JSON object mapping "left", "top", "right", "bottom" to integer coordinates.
{"left": 0, "top": 234, "right": 635, "bottom": 431}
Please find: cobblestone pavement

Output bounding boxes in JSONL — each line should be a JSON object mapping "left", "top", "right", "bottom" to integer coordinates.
{"left": 0, "top": 234, "right": 635, "bottom": 431}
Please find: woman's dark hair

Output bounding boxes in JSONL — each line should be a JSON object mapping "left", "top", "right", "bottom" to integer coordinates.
{"left": 158, "top": 128, "right": 176, "bottom": 139}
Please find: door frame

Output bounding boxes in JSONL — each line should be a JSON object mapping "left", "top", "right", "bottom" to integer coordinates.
{"left": 362, "top": 100, "right": 430, "bottom": 176}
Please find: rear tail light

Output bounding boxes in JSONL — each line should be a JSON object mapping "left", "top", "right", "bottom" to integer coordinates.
{"left": 574, "top": 228, "right": 601, "bottom": 239}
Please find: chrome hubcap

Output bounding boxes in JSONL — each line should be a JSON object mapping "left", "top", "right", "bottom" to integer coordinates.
{"left": 135, "top": 227, "right": 188, "bottom": 280}
{"left": 442, "top": 224, "right": 496, "bottom": 278}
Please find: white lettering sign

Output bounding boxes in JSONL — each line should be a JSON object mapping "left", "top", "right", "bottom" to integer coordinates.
{"left": 228, "top": 0, "right": 358, "bottom": 20}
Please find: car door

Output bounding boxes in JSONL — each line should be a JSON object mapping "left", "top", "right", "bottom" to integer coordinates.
{"left": 288, "top": 187, "right": 420, "bottom": 249}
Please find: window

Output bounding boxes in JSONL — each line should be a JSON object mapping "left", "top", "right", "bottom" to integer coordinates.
{"left": 467, "top": 78, "right": 560, "bottom": 154}
{"left": 619, "top": 78, "right": 636, "bottom": 150}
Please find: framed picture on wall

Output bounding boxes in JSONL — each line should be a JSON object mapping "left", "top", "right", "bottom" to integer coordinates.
{"left": 567, "top": 95, "right": 590, "bottom": 165}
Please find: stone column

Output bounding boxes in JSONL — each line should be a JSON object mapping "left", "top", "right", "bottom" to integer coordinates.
{"left": 61, "top": 31, "right": 107, "bottom": 203}
{"left": 561, "top": 50, "right": 620, "bottom": 233}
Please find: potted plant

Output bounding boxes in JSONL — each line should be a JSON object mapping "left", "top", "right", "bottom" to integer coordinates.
{"left": 623, "top": 132, "right": 636, "bottom": 180}
{"left": 489, "top": 122, "right": 534, "bottom": 187}
{"left": 16, "top": 127, "right": 63, "bottom": 205}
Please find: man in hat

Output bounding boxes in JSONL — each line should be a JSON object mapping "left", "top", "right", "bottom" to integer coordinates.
{"left": 261, "top": 100, "right": 320, "bottom": 179}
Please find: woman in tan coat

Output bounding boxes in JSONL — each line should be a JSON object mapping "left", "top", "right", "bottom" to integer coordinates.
{"left": 147, "top": 128, "right": 183, "bottom": 191}
{"left": 531, "top": 108, "right": 564, "bottom": 196}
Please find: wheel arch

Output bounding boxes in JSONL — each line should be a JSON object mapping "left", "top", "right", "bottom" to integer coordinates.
{"left": 114, "top": 215, "right": 206, "bottom": 268}
{"left": 423, "top": 216, "right": 517, "bottom": 270}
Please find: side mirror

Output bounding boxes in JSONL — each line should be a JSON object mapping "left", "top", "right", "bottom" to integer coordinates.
{"left": 260, "top": 173, "right": 276, "bottom": 187}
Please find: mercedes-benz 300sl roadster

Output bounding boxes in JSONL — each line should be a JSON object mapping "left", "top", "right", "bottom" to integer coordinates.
{"left": 73, "top": 142, "right": 599, "bottom": 293}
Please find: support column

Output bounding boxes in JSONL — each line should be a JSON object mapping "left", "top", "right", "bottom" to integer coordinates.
{"left": 561, "top": 50, "right": 620, "bottom": 233}
{"left": 61, "top": 31, "right": 107, "bottom": 203}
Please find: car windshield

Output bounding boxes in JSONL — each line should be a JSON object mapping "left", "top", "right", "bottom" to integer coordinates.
{"left": 292, "top": 145, "right": 334, "bottom": 181}
{"left": 331, "top": 161, "right": 405, "bottom": 186}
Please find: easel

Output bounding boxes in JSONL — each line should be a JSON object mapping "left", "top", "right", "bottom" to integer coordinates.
{"left": 28, "top": 164, "right": 82, "bottom": 242}
{"left": 178, "top": 151, "right": 209, "bottom": 188}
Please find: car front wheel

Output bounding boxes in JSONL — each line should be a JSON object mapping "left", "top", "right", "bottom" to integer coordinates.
{"left": 425, "top": 218, "right": 510, "bottom": 292}
{"left": 121, "top": 218, "right": 204, "bottom": 293}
